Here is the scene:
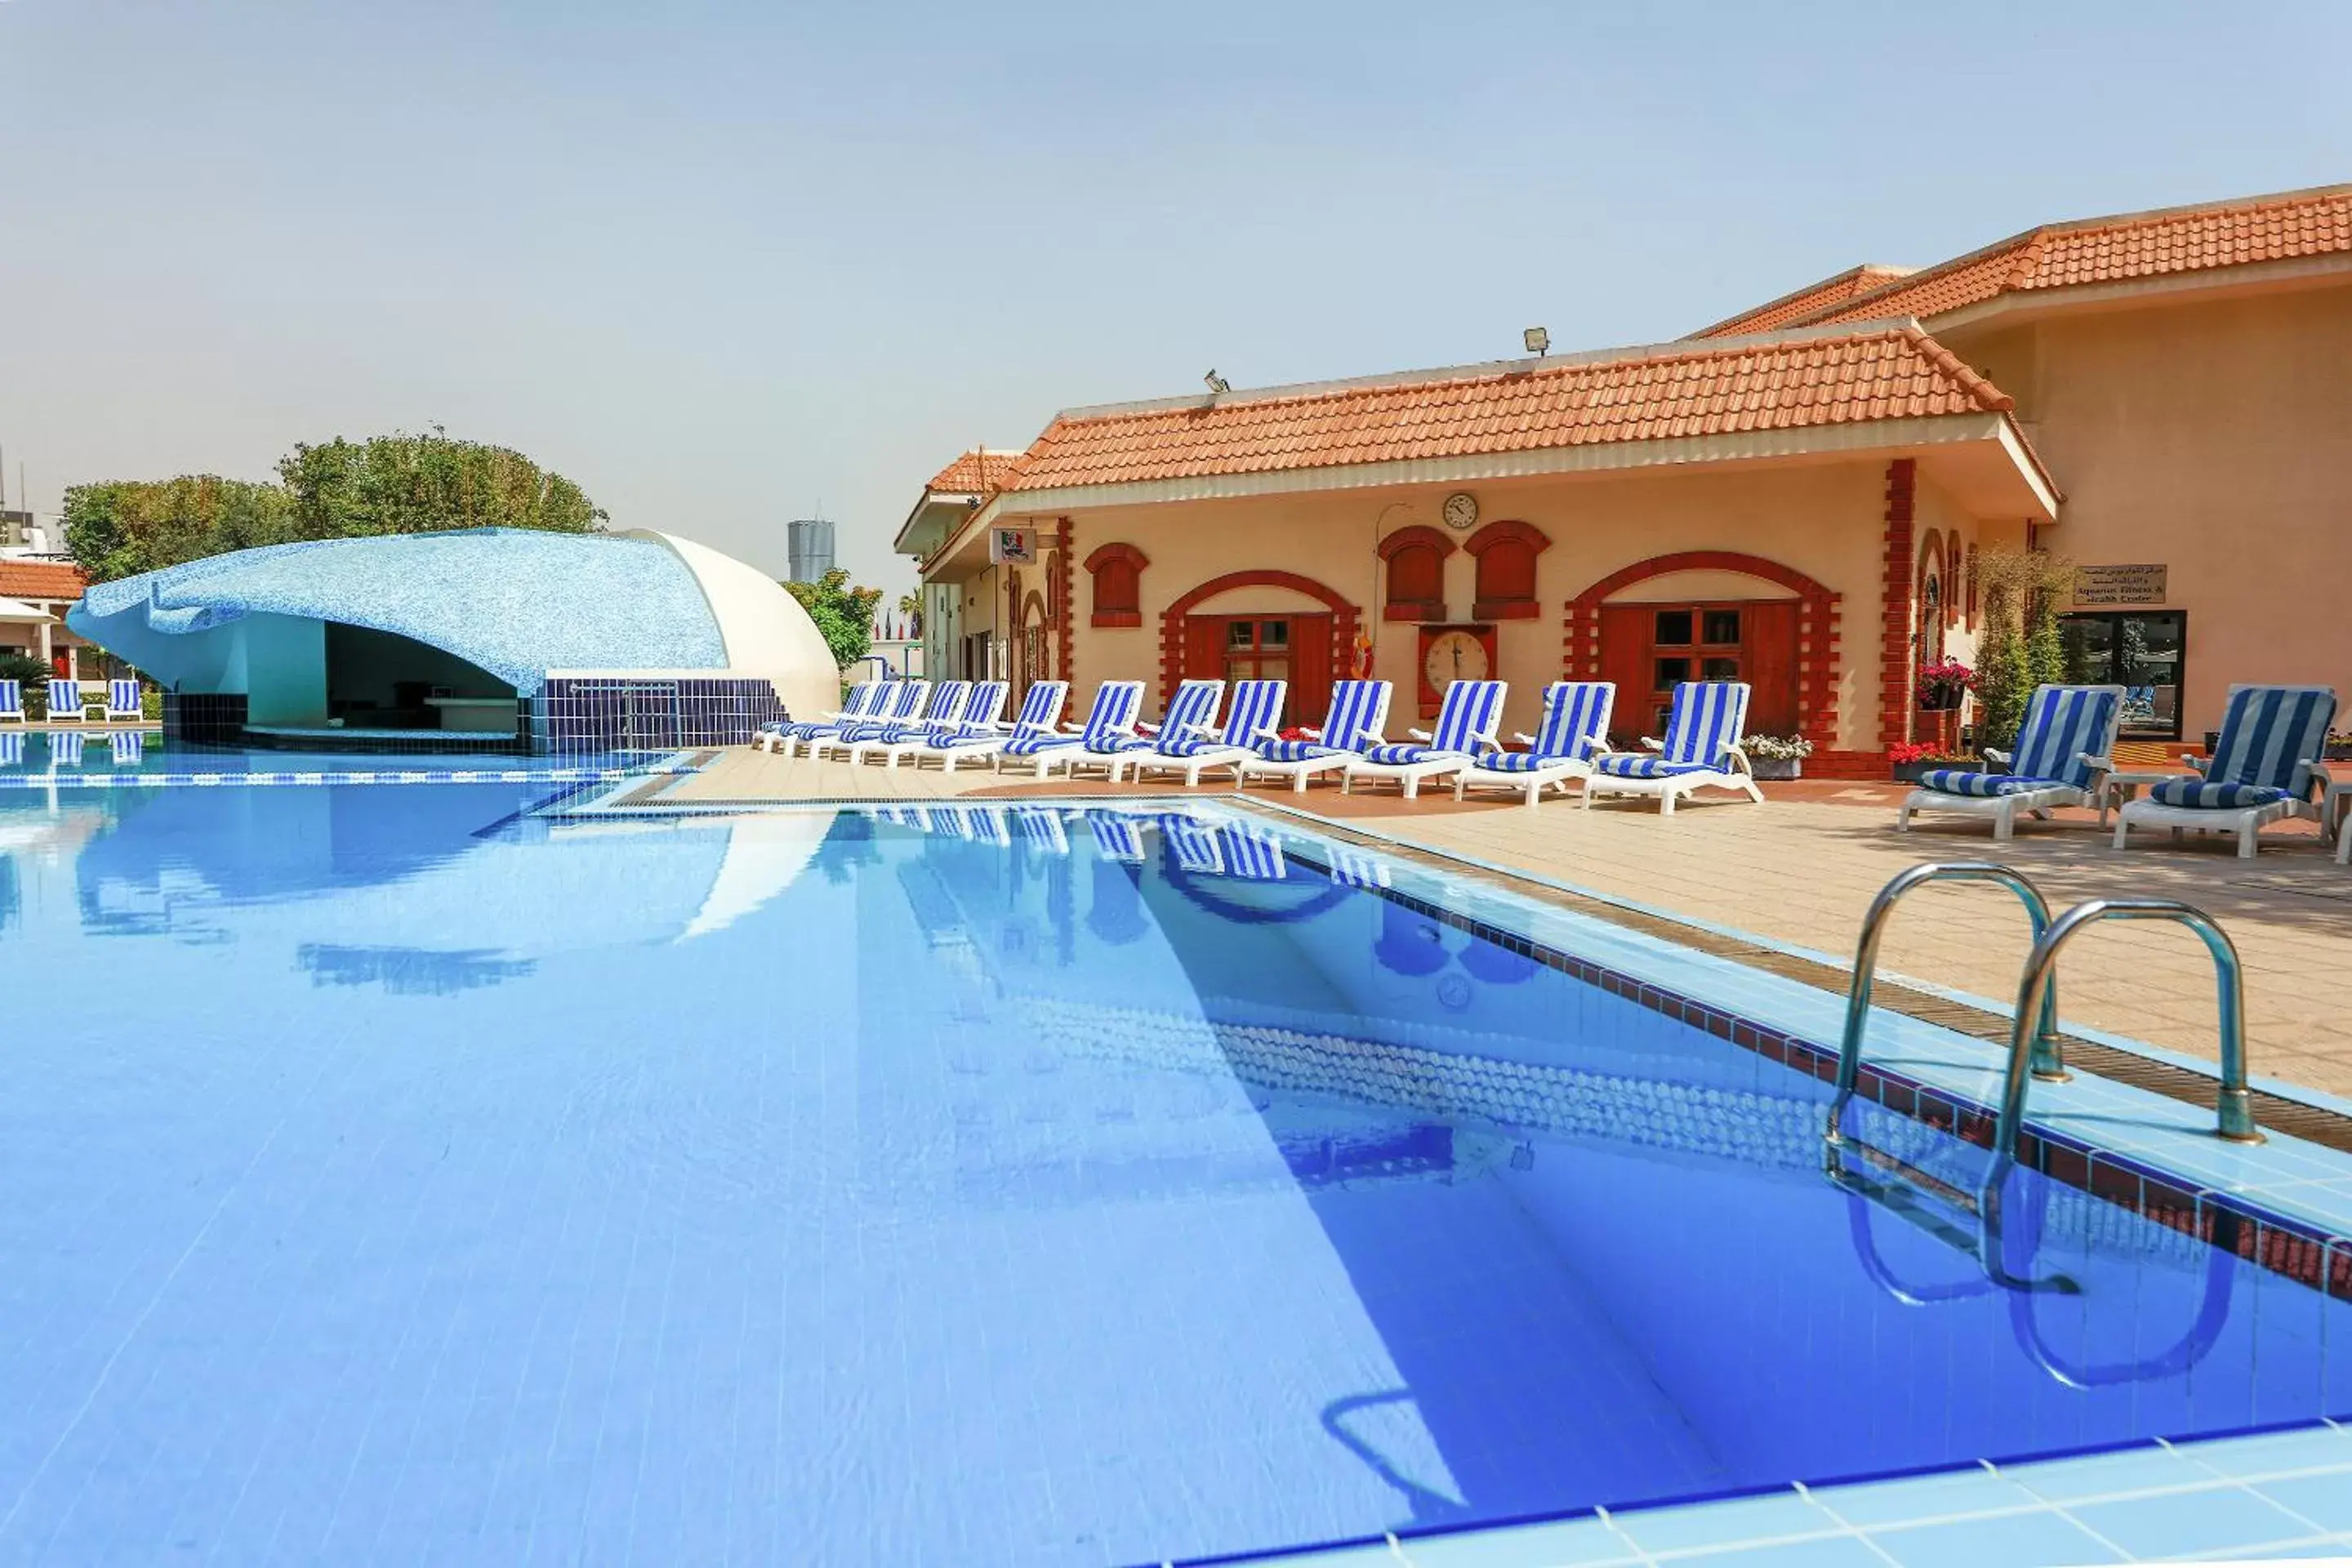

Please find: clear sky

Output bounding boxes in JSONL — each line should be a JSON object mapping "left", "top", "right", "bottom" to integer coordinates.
{"left": 3, "top": 1, "right": 2348, "bottom": 591}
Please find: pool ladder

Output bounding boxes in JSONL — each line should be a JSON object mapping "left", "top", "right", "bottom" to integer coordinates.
{"left": 1824, "top": 861, "right": 2263, "bottom": 1198}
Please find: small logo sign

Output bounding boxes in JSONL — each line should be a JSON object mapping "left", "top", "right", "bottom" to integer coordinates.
{"left": 988, "top": 527, "right": 1040, "bottom": 566}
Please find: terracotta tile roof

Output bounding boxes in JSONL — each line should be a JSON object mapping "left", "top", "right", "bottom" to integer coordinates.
{"left": 1793, "top": 185, "right": 2352, "bottom": 328}
{"left": 1689, "top": 265, "right": 1916, "bottom": 339}
{"left": 924, "top": 448, "right": 1026, "bottom": 496}
{"left": 0, "top": 559, "right": 88, "bottom": 600}
{"left": 1000, "top": 324, "right": 2018, "bottom": 493}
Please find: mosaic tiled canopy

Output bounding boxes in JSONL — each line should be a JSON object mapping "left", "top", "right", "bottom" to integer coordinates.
{"left": 72, "top": 528, "right": 730, "bottom": 694}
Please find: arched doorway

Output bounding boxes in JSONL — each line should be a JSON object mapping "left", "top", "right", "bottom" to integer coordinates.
{"left": 1158, "top": 570, "right": 1362, "bottom": 726}
{"left": 1015, "top": 588, "right": 1052, "bottom": 702}
{"left": 1566, "top": 551, "right": 1840, "bottom": 746}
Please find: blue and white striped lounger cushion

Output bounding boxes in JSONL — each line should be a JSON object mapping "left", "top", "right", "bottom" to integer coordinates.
{"left": 48, "top": 679, "right": 81, "bottom": 715}
{"left": 1254, "top": 679, "right": 1388, "bottom": 762}
{"left": 1111, "top": 680, "right": 1222, "bottom": 753}
{"left": 1359, "top": 680, "right": 1504, "bottom": 765}
{"left": 0, "top": 679, "right": 20, "bottom": 718}
{"left": 1481, "top": 682, "right": 1611, "bottom": 773}
{"left": 2146, "top": 778, "right": 2291, "bottom": 808}
{"left": 875, "top": 682, "right": 969, "bottom": 743}
{"left": 839, "top": 682, "right": 931, "bottom": 742}
{"left": 109, "top": 679, "right": 140, "bottom": 714}
{"left": 1914, "top": 769, "right": 2046, "bottom": 797}
{"left": 1161, "top": 679, "right": 1284, "bottom": 757}
{"left": 2004, "top": 686, "right": 2123, "bottom": 790}
{"left": 784, "top": 680, "right": 889, "bottom": 738}
{"left": 1003, "top": 682, "right": 1143, "bottom": 756}
{"left": 1592, "top": 682, "right": 1748, "bottom": 778}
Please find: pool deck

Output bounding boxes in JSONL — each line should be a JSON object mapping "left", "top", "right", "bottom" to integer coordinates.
{"left": 669, "top": 748, "right": 2352, "bottom": 1102}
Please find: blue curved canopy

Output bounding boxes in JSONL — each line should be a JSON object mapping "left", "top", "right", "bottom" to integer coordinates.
{"left": 70, "top": 529, "right": 728, "bottom": 693}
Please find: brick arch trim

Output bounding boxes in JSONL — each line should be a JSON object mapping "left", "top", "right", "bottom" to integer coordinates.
{"left": 1084, "top": 541, "right": 1149, "bottom": 573}
{"left": 1159, "top": 568, "right": 1361, "bottom": 710}
{"left": 1374, "top": 524, "right": 1456, "bottom": 560}
{"left": 1462, "top": 518, "right": 1551, "bottom": 558}
{"left": 1561, "top": 550, "right": 1842, "bottom": 748}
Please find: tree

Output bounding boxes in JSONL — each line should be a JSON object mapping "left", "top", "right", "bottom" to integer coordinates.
{"left": 785, "top": 568, "right": 884, "bottom": 669}
{"left": 63, "top": 428, "right": 605, "bottom": 583}
{"left": 895, "top": 590, "right": 923, "bottom": 637}
{"left": 1971, "top": 547, "right": 2076, "bottom": 751}
{"left": 278, "top": 428, "right": 605, "bottom": 539}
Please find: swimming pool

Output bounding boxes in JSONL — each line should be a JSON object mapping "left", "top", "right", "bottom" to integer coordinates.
{"left": 1, "top": 787, "right": 2347, "bottom": 1565}
{"left": 0, "top": 731, "right": 662, "bottom": 787}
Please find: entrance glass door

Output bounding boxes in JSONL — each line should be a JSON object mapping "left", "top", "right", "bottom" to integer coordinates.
{"left": 2060, "top": 610, "right": 2185, "bottom": 740}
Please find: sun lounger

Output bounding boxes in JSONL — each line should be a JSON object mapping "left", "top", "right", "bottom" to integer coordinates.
{"left": 1234, "top": 679, "right": 1393, "bottom": 793}
{"left": 105, "top": 679, "right": 142, "bottom": 724}
{"left": 840, "top": 681, "right": 971, "bottom": 764}
{"left": 877, "top": 680, "right": 1009, "bottom": 769}
{"left": 1118, "top": 679, "right": 1287, "bottom": 785}
{"left": 47, "top": 679, "right": 88, "bottom": 725}
{"left": 760, "top": 679, "right": 889, "bottom": 754}
{"left": 1342, "top": 679, "right": 1507, "bottom": 798}
{"left": 808, "top": 679, "right": 932, "bottom": 760}
{"left": 0, "top": 679, "right": 24, "bottom": 727}
{"left": 1897, "top": 684, "right": 2124, "bottom": 840}
{"left": 1063, "top": 679, "right": 1222, "bottom": 782}
{"left": 1584, "top": 681, "right": 1761, "bottom": 815}
{"left": 2114, "top": 684, "right": 2336, "bottom": 858}
{"left": 996, "top": 681, "right": 1146, "bottom": 777}
{"left": 915, "top": 681, "right": 1066, "bottom": 772}
{"left": 1454, "top": 681, "right": 1615, "bottom": 805}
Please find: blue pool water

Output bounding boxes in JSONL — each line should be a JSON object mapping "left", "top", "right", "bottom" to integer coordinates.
{"left": 1, "top": 788, "right": 2346, "bottom": 1566}
{"left": 0, "top": 732, "right": 641, "bottom": 785}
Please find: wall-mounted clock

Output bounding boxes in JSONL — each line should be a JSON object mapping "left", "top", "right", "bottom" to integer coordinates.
{"left": 1441, "top": 491, "right": 1479, "bottom": 532}
{"left": 1416, "top": 623, "right": 1496, "bottom": 716}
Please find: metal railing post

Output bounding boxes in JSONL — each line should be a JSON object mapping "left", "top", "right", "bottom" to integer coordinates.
{"left": 1992, "top": 898, "right": 2261, "bottom": 1179}
{"left": 1826, "top": 862, "right": 2061, "bottom": 1153}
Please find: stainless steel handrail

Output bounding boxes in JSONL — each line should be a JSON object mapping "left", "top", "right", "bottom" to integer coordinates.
{"left": 1991, "top": 898, "right": 2261, "bottom": 1180}
{"left": 1825, "top": 862, "right": 2062, "bottom": 1155}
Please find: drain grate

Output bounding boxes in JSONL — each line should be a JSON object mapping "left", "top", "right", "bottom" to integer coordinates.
{"left": 1256, "top": 808, "right": 2352, "bottom": 1157}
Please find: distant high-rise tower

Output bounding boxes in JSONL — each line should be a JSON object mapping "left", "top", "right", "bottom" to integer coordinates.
{"left": 786, "top": 519, "right": 836, "bottom": 585}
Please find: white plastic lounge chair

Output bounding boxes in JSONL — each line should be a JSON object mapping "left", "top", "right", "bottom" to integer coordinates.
{"left": 916, "top": 680, "right": 1066, "bottom": 773}
{"left": 1584, "top": 681, "right": 1762, "bottom": 815}
{"left": 1897, "top": 684, "right": 2125, "bottom": 841}
{"left": 1454, "top": 681, "right": 1615, "bottom": 805}
{"left": 842, "top": 681, "right": 971, "bottom": 764}
{"left": 808, "top": 679, "right": 932, "bottom": 760}
{"left": 1162, "top": 814, "right": 1226, "bottom": 875}
{"left": 1221, "top": 821, "right": 1288, "bottom": 880}
{"left": 1073, "top": 679, "right": 1222, "bottom": 782}
{"left": 1341, "top": 679, "right": 1507, "bottom": 799}
{"left": 1118, "top": 679, "right": 1288, "bottom": 786}
{"left": 760, "top": 679, "right": 889, "bottom": 754}
{"left": 47, "top": 679, "right": 88, "bottom": 725}
{"left": 1236, "top": 679, "right": 1393, "bottom": 793}
{"left": 0, "top": 679, "right": 24, "bottom": 726}
{"left": 996, "top": 681, "right": 1146, "bottom": 777}
{"left": 1085, "top": 810, "right": 1148, "bottom": 863}
{"left": 880, "top": 680, "right": 1009, "bottom": 769}
{"left": 2114, "top": 684, "right": 2336, "bottom": 858}
{"left": 104, "top": 679, "right": 142, "bottom": 724}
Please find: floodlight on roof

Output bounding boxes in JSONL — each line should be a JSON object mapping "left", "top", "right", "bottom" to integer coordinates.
{"left": 1204, "top": 370, "right": 1231, "bottom": 394}
{"left": 1524, "top": 326, "right": 1550, "bottom": 357}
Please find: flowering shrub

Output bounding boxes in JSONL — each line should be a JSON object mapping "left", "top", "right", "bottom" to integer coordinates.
{"left": 1889, "top": 741, "right": 1973, "bottom": 765}
{"left": 1917, "top": 657, "right": 1973, "bottom": 710}
{"left": 1744, "top": 734, "right": 1815, "bottom": 760}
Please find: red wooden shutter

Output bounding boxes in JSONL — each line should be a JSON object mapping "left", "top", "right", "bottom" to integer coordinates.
{"left": 1744, "top": 601, "right": 1800, "bottom": 737}
{"left": 1290, "top": 613, "right": 1333, "bottom": 729}
{"left": 1597, "top": 604, "right": 1652, "bottom": 745}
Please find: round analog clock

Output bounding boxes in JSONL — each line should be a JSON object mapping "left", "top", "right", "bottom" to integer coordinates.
{"left": 1423, "top": 628, "right": 1490, "bottom": 692}
{"left": 1441, "top": 491, "right": 1478, "bottom": 532}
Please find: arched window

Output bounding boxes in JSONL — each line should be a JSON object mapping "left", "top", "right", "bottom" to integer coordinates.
{"left": 1084, "top": 542, "right": 1148, "bottom": 628}
{"left": 1377, "top": 525, "right": 1454, "bottom": 622}
{"left": 1464, "top": 519, "right": 1551, "bottom": 620}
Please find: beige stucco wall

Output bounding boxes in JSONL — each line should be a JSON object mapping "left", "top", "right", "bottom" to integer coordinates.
{"left": 1018, "top": 459, "right": 1913, "bottom": 750}
{"left": 1944, "top": 281, "right": 2352, "bottom": 737}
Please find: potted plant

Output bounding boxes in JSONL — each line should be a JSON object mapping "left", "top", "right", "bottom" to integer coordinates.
{"left": 2328, "top": 729, "right": 2352, "bottom": 763}
{"left": 1890, "top": 740, "right": 1976, "bottom": 784}
{"left": 1744, "top": 734, "right": 1813, "bottom": 781}
{"left": 1915, "top": 656, "right": 1973, "bottom": 711}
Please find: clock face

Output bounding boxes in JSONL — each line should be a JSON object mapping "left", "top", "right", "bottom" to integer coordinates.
{"left": 1423, "top": 629, "right": 1490, "bottom": 691}
{"left": 1441, "top": 491, "right": 1478, "bottom": 532}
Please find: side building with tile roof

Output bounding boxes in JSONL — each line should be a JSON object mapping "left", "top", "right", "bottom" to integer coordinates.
{"left": 0, "top": 559, "right": 99, "bottom": 680}
{"left": 904, "top": 180, "right": 2352, "bottom": 768}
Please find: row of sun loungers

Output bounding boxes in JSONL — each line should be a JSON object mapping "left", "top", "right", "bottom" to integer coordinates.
{"left": 757, "top": 674, "right": 1769, "bottom": 813}
{"left": 1901, "top": 680, "right": 2352, "bottom": 860}
{"left": 0, "top": 679, "right": 143, "bottom": 725}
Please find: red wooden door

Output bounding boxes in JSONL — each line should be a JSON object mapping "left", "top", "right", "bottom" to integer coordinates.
{"left": 1598, "top": 604, "right": 1653, "bottom": 743}
{"left": 1181, "top": 617, "right": 1224, "bottom": 713}
{"left": 1744, "top": 601, "right": 1799, "bottom": 736}
{"left": 1289, "top": 613, "right": 1332, "bottom": 728}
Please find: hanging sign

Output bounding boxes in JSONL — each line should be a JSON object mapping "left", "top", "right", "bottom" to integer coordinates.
{"left": 987, "top": 526, "right": 1040, "bottom": 566}
{"left": 2072, "top": 564, "right": 2167, "bottom": 607}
